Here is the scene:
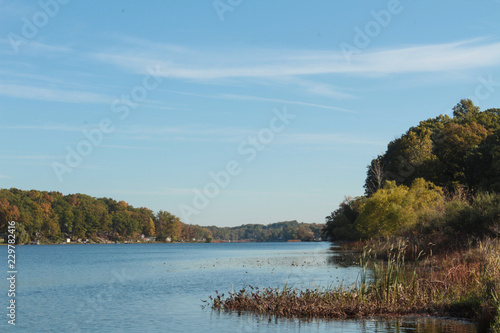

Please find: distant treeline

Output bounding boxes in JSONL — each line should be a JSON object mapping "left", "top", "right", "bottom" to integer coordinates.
{"left": 205, "top": 221, "right": 324, "bottom": 242}
{"left": 0, "top": 188, "right": 323, "bottom": 244}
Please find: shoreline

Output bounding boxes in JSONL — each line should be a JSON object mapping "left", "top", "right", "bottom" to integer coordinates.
{"left": 0, "top": 239, "right": 328, "bottom": 246}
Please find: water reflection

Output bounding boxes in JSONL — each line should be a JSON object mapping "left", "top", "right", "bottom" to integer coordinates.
{"left": 357, "top": 317, "right": 476, "bottom": 333}
{"left": 218, "top": 314, "right": 477, "bottom": 333}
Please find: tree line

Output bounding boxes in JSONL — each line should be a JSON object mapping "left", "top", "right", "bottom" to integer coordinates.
{"left": 205, "top": 221, "right": 324, "bottom": 242}
{"left": 323, "top": 99, "right": 500, "bottom": 242}
{"left": 0, "top": 188, "right": 322, "bottom": 244}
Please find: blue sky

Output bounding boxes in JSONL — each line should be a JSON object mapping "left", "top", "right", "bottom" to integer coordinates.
{"left": 1, "top": 0, "right": 500, "bottom": 227}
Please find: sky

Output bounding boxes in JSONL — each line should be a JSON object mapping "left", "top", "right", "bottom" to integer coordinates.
{"left": 1, "top": 0, "right": 500, "bottom": 227}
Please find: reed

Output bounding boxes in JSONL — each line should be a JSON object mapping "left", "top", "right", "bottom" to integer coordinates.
{"left": 209, "top": 237, "right": 500, "bottom": 332}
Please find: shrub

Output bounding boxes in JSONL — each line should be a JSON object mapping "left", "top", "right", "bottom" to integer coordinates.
{"left": 356, "top": 179, "right": 444, "bottom": 239}
{"left": 446, "top": 192, "right": 500, "bottom": 238}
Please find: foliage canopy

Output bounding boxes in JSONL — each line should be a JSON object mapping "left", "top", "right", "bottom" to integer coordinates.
{"left": 325, "top": 99, "right": 500, "bottom": 242}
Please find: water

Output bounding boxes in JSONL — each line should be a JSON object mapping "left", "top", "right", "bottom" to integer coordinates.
{"left": 2, "top": 242, "right": 476, "bottom": 332}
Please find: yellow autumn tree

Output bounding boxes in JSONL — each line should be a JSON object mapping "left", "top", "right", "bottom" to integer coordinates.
{"left": 356, "top": 178, "right": 444, "bottom": 238}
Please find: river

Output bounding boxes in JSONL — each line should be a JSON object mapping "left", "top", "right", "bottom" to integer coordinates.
{"left": 2, "top": 242, "right": 476, "bottom": 332}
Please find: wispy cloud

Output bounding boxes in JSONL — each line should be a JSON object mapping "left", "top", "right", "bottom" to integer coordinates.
{"left": 112, "top": 124, "right": 384, "bottom": 147}
{"left": 0, "top": 154, "right": 62, "bottom": 160}
{"left": 163, "top": 89, "right": 353, "bottom": 112}
{"left": 0, "top": 70, "right": 68, "bottom": 85}
{"left": 0, "top": 124, "right": 83, "bottom": 132}
{"left": 100, "top": 144, "right": 160, "bottom": 151}
{"left": 350, "top": 38, "right": 500, "bottom": 74}
{"left": 92, "top": 38, "right": 500, "bottom": 80}
{"left": 139, "top": 99, "right": 191, "bottom": 112}
{"left": 274, "top": 77, "right": 355, "bottom": 99}
{"left": 279, "top": 133, "right": 387, "bottom": 146}
{"left": 2, "top": 123, "right": 243, "bottom": 145}
{"left": 0, "top": 83, "right": 111, "bottom": 104}
{"left": 0, "top": 38, "right": 73, "bottom": 56}
{"left": 22, "top": 41, "right": 73, "bottom": 56}
{"left": 219, "top": 93, "right": 354, "bottom": 113}
{"left": 115, "top": 124, "right": 254, "bottom": 143}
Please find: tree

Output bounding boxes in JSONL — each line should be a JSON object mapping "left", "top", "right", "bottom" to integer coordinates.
{"left": 42, "top": 218, "right": 61, "bottom": 240}
{"left": 323, "top": 197, "right": 363, "bottom": 241}
{"left": 365, "top": 100, "right": 498, "bottom": 192}
{"left": 144, "top": 217, "right": 156, "bottom": 237}
{"left": 434, "top": 122, "right": 489, "bottom": 188}
{"left": 155, "top": 210, "right": 181, "bottom": 241}
{"left": 474, "top": 108, "right": 500, "bottom": 131}
{"left": 112, "top": 211, "right": 136, "bottom": 237}
{"left": 364, "top": 157, "right": 385, "bottom": 196}
{"left": 16, "top": 222, "right": 30, "bottom": 244}
{"left": 469, "top": 130, "right": 500, "bottom": 192}
{"left": 453, "top": 98, "right": 480, "bottom": 120}
{"left": 398, "top": 128, "right": 437, "bottom": 183}
{"left": 297, "top": 224, "right": 314, "bottom": 241}
{"left": 72, "top": 209, "right": 87, "bottom": 239}
{"left": 0, "top": 198, "right": 20, "bottom": 232}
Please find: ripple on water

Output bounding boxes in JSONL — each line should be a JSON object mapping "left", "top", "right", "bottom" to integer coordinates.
{"left": 8, "top": 242, "right": 478, "bottom": 333}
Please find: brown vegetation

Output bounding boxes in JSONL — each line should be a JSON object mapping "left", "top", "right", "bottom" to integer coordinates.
{"left": 210, "top": 238, "right": 500, "bottom": 332}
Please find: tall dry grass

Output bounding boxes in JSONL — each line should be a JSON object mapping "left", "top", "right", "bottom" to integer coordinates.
{"left": 209, "top": 238, "right": 500, "bottom": 332}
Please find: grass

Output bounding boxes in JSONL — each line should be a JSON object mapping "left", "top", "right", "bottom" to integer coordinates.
{"left": 209, "top": 237, "right": 500, "bottom": 332}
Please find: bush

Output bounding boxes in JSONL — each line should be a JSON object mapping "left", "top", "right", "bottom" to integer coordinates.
{"left": 356, "top": 179, "right": 444, "bottom": 239}
{"left": 446, "top": 192, "right": 500, "bottom": 238}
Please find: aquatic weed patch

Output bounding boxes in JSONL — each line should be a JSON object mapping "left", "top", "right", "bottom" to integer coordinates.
{"left": 210, "top": 284, "right": 431, "bottom": 319}
{"left": 209, "top": 238, "right": 500, "bottom": 331}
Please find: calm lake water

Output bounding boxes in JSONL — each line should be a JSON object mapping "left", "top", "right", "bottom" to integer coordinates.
{"left": 2, "top": 242, "right": 476, "bottom": 332}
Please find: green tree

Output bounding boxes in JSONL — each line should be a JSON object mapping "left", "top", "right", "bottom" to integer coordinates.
{"left": 434, "top": 122, "right": 489, "bottom": 188}
{"left": 365, "top": 100, "right": 499, "bottom": 193}
{"left": 144, "top": 217, "right": 156, "bottom": 237}
{"left": 15, "top": 222, "right": 30, "bottom": 244}
{"left": 42, "top": 218, "right": 61, "bottom": 240}
{"left": 469, "top": 130, "right": 500, "bottom": 192}
{"left": 112, "top": 211, "right": 136, "bottom": 236}
{"left": 323, "top": 197, "right": 363, "bottom": 241}
{"left": 453, "top": 98, "right": 480, "bottom": 121}
{"left": 72, "top": 209, "right": 87, "bottom": 239}
{"left": 155, "top": 210, "right": 182, "bottom": 241}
